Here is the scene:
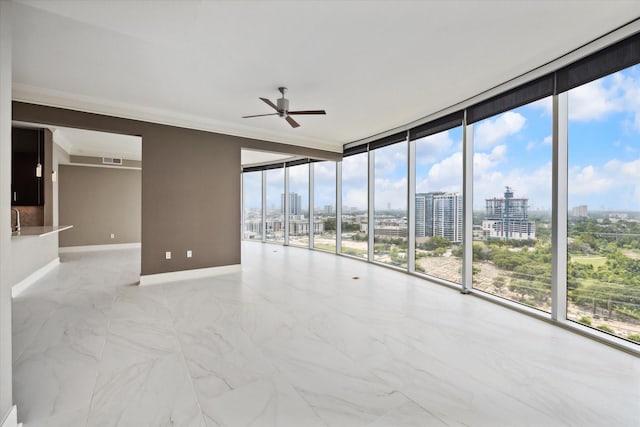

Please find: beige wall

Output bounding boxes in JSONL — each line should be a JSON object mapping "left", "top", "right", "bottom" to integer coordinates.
{"left": 59, "top": 165, "right": 141, "bottom": 247}
{"left": 12, "top": 101, "right": 340, "bottom": 276}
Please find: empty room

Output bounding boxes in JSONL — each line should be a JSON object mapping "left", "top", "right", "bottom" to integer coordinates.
{"left": 1, "top": 1, "right": 639, "bottom": 427}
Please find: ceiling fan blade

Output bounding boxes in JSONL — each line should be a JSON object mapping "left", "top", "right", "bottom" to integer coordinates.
{"left": 285, "top": 116, "right": 300, "bottom": 128}
{"left": 287, "top": 110, "right": 326, "bottom": 115}
{"left": 259, "top": 97, "right": 279, "bottom": 111}
{"left": 242, "top": 113, "right": 279, "bottom": 118}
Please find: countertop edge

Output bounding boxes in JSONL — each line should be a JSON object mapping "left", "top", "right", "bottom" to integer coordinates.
{"left": 11, "top": 225, "right": 74, "bottom": 238}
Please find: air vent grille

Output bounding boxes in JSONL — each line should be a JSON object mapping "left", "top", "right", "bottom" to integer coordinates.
{"left": 102, "top": 157, "right": 123, "bottom": 165}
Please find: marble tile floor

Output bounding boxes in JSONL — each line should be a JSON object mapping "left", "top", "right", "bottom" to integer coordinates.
{"left": 12, "top": 243, "right": 640, "bottom": 427}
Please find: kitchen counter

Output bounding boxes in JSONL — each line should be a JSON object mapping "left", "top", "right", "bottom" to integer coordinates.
{"left": 11, "top": 225, "right": 73, "bottom": 238}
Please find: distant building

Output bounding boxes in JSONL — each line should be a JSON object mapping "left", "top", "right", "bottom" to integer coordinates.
{"left": 289, "top": 218, "right": 325, "bottom": 235}
{"left": 415, "top": 195, "right": 426, "bottom": 237}
{"left": 281, "top": 192, "right": 302, "bottom": 216}
{"left": 482, "top": 187, "right": 535, "bottom": 240}
{"left": 572, "top": 205, "right": 588, "bottom": 217}
{"left": 374, "top": 217, "right": 408, "bottom": 238}
{"left": 324, "top": 204, "right": 334, "bottom": 215}
{"left": 416, "top": 192, "right": 462, "bottom": 243}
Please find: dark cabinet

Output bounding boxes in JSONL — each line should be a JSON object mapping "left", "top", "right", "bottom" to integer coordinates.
{"left": 11, "top": 127, "right": 44, "bottom": 206}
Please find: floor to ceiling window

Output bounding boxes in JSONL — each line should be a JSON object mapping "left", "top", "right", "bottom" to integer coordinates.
{"left": 313, "top": 161, "right": 337, "bottom": 252}
{"left": 472, "top": 98, "right": 553, "bottom": 312}
{"left": 242, "top": 171, "right": 263, "bottom": 240}
{"left": 265, "top": 167, "right": 285, "bottom": 243}
{"left": 287, "top": 163, "right": 310, "bottom": 247}
{"left": 341, "top": 152, "right": 368, "bottom": 258}
{"left": 373, "top": 141, "right": 408, "bottom": 267}
{"left": 567, "top": 63, "right": 640, "bottom": 343}
{"left": 414, "top": 127, "right": 463, "bottom": 283}
{"left": 238, "top": 32, "right": 640, "bottom": 351}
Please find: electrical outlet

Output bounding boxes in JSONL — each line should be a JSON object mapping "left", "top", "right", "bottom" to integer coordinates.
{"left": 165, "top": 251, "right": 171, "bottom": 260}
{"left": 186, "top": 250, "right": 192, "bottom": 258}
{"left": 110, "top": 233, "right": 115, "bottom": 239}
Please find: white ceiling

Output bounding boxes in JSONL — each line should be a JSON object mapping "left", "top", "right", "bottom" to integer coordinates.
{"left": 10, "top": 1, "right": 640, "bottom": 153}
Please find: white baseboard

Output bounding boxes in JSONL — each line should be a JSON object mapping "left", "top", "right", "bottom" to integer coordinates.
{"left": 1, "top": 406, "right": 19, "bottom": 427}
{"left": 12, "top": 258, "right": 60, "bottom": 298}
{"left": 139, "top": 264, "right": 242, "bottom": 286}
{"left": 59, "top": 242, "right": 141, "bottom": 253}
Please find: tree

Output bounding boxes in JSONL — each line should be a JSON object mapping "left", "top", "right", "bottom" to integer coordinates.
{"left": 324, "top": 217, "right": 336, "bottom": 231}
{"left": 492, "top": 276, "right": 506, "bottom": 293}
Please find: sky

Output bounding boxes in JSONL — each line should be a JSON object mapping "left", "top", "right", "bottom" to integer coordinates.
{"left": 245, "top": 64, "right": 640, "bottom": 214}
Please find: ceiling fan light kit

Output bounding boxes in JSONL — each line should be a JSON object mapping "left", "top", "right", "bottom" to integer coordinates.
{"left": 242, "top": 87, "right": 326, "bottom": 128}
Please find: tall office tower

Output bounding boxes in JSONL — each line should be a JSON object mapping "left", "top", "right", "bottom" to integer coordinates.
{"left": 416, "top": 192, "right": 462, "bottom": 243}
{"left": 415, "top": 194, "right": 427, "bottom": 237}
{"left": 482, "top": 186, "right": 536, "bottom": 240}
{"left": 281, "top": 192, "right": 302, "bottom": 216}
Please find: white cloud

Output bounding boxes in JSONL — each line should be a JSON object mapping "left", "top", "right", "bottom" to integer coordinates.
{"left": 289, "top": 164, "right": 309, "bottom": 182}
{"left": 568, "top": 78, "right": 620, "bottom": 121}
{"left": 474, "top": 111, "right": 526, "bottom": 150}
{"left": 543, "top": 135, "right": 552, "bottom": 145}
{"left": 341, "top": 153, "right": 367, "bottom": 183}
{"left": 568, "top": 164, "right": 614, "bottom": 195}
{"left": 613, "top": 70, "right": 640, "bottom": 133}
{"left": 528, "top": 97, "right": 553, "bottom": 116}
{"left": 474, "top": 144, "right": 507, "bottom": 176}
{"left": 374, "top": 143, "right": 407, "bottom": 177}
{"left": 343, "top": 188, "right": 367, "bottom": 210}
{"left": 417, "top": 151, "right": 462, "bottom": 193}
{"left": 374, "top": 176, "right": 407, "bottom": 210}
{"left": 416, "top": 130, "right": 455, "bottom": 164}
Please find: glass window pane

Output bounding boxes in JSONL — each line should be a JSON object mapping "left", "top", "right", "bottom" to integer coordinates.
{"left": 472, "top": 97, "right": 553, "bottom": 312}
{"left": 341, "top": 153, "right": 368, "bottom": 258}
{"left": 288, "top": 164, "right": 309, "bottom": 247}
{"left": 313, "top": 161, "right": 337, "bottom": 252}
{"left": 414, "top": 127, "right": 463, "bottom": 283}
{"left": 242, "top": 171, "right": 262, "bottom": 240}
{"left": 374, "top": 142, "right": 407, "bottom": 267}
{"left": 567, "top": 63, "right": 640, "bottom": 344}
{"left": 265, "top": 168, "right": 284, "bottom": 243}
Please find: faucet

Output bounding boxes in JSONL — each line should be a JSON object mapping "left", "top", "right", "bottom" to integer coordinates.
{"left": 12, "top": 208, "right": 20, "bottom": 232}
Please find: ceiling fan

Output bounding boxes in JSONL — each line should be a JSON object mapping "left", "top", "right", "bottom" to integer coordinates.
{"left": 242, "top": 87, "right": 326, "bottom": 128}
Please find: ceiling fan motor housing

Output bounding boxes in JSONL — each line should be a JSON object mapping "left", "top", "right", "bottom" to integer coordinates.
{"left": 276, "top": 97, "right": 289, "bottom": 116}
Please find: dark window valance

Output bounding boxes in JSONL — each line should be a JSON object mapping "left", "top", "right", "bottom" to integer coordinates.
{"left": 409, "top": 111, "right": 463, "bottom": 140}
{"left": 467, "top": 75, "right": 554, "bottom": 124}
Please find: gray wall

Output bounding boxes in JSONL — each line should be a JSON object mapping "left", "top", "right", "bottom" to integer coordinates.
{"left": 58, "top": 165, "right": 141, "bottom": 247}
{"left": 12, "top": 101, "right": 341, "bottom": 276}
{"left": 0, "top": 1, "right": 12, "bottom": 421}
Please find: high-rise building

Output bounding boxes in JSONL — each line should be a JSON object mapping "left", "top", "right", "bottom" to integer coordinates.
{"left": 281, "top": 192, "right": 302, "bottom": 216}
{"left": 415, "top": 195, "right": 426, "bottom": 237}
{"left": 571, "top": 205, "right": 589, "bottom": 217}
{"left": 416, "top": 192, "right": 462, "bottom": 243}
{"left": 482, "top": 187, "right": 535, "bottom": 240}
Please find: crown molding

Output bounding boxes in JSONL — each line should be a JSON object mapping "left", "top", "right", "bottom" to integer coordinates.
{"left": 12, "top": 83, "right": 342, "bottom": 154}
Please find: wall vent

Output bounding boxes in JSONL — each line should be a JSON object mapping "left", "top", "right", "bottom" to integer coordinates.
{"left": 102, "top": 157, "right": 123, "bottom": 165}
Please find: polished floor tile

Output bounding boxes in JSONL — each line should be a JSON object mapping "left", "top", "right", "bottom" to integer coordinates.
{"left": 12, "top": 244, "right": 640, "bottom": 426}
